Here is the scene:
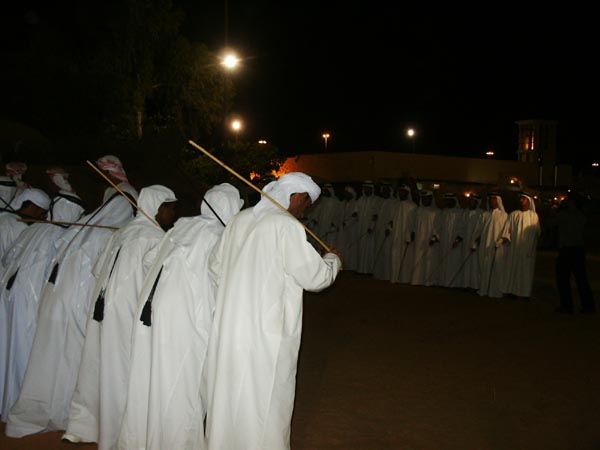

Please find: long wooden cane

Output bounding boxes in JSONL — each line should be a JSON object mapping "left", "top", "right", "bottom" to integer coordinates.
{"left": 18, "top": 217, "right": 118, "bottom": 230}
{"left": 86, "top": 160, "right": 161, "bottom": 229}
{"left": 188, "top": 140, "right": 331, "bottom": 253}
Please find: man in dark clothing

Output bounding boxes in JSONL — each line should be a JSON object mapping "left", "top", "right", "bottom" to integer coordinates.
{"left": 554, "top": 191, "right": 596, "bottom": 314}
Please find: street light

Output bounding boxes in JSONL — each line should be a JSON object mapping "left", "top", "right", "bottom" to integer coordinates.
{"left": 406, "top": 128, "right": 416, "bottom": 153}
{"left": 486, "top": 150, "right": 495, "bottom": 157}
{"left": 322, "top": 133, "right": 330, "bottom": 151}
{"left": 221, "top": 51, "right": 240, "bottom": 71}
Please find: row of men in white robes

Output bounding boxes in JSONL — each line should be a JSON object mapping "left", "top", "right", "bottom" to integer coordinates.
{"left": 307, "top": 182, "right": 541, "bottom": 299}
{"left": 3, "top": 159, "right": 338, "bottom": 450}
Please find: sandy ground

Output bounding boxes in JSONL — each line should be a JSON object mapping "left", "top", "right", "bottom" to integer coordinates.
{"left": 1, "top": 250, "right": 599, "bottom": 450}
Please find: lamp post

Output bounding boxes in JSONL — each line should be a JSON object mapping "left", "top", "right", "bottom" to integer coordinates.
{"left": 322, "top": 133, "right": 330, "bottom": 152}
{"left": 406, "top": 128, "right": 416, "bottom": 153}
{"left": 231, "top": 118, "right": 243, "bottom": 142}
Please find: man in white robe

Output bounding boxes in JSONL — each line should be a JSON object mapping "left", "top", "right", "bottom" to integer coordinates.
{"left": 478, "top": 193, "right": 508, "bottom": 298}
{"left": 6, "top": 155, "right": 138, "bottom": 437}
{"left": 436, "top": 193, "right": 465, "bottom": 288}
{"left": 499, "top": 193, "right": 541, "bottom": 299}
{"left": 311, "top": 184, "right": 341, "bottom": 247}
{"left": 115, "top": 183, "right": 242, "bottom": 450}
{"left": 390, "top": 185, "right": 417, "bottom": 284}
{"left": 0, "top": 188, "right": 84, "bottom": 420}
{"left": 410, "top": 190, "right": 441, "bottom": 286}
{"left": 373, "top": 184, "right": 398, "bottom": 280}
{"left": 356, "top": 181, "right": 382, "bottom": 273}
{"left": 337, "top": 186, "right": 359, "bottom": 271}
{"left": 460, "top": 194, "right": 485, "bottom": 290}
{"left": 204, "top": 172, "right": 341, "bottom": 450}
{"left": 63, "top": 185, "right": 177, "bottom": 449}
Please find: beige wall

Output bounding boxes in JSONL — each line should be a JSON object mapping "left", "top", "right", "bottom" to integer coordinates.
{"left": 281, "top": 151, "right": 571, "bottom": 187}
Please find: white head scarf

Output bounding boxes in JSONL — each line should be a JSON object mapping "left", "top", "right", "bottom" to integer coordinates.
{"left": 13, "top": 188, "right": 51, "bottom": 211}
{"left": 322, "top": 183, "right": 335, "bottom": 197}
{"left": 520, "top": 192, "right": 536, "bottom": 213}
{"left": 134, "top": 185, "right": 177, "bottom": 225}
{"left": 201, "top": 183, "right": 244, "bottom": 226}
{"left": 254, "top": 172, "right": 321, "bottom": 219}
{"left": 344, "top": 185, "right": 357, "bottom": 200}
{"left": 419, "top": 190, "right": 436, "bottom": 208}
{"left": 46, "top": 166, "right": 75, "bottom": 193}
{"left": 443, "top": 193, "right": 459, "bottom": 208}
{"left": 487, "top": 193, "right": 505, "bottom": 213}
{"left": 398, "top": 184, "right": 413, "bottom": 202}
{"left": 97, "top": 155, "right": 129, "bottom": 183}
{"left": 49, "top": 192, "right": 86, "bottom": 223}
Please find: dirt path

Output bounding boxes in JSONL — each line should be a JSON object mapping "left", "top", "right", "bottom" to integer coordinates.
{"left": 2, "top": 251, "right": 599, "bottom": 449}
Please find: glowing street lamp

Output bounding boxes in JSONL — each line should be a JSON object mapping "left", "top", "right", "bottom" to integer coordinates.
{"left": 322, "top": 133, "right": 330, "bottom": 151}
{"left": 486, "top": 150, "right": 495, "bottom": 157}
{"left": 258, "top": 140, "right": 267, "bottom": 145}
{"left": 406, "top": 128, "right": 416, "bottom": 153}
{"left": 593, "top": 162, "right": 599, "bottom": 167}
{"left": 231, "top": 119, "right": 243, "bottom": 133}
{"left": 221, "top": 51, "right": 240, "bottom": 71}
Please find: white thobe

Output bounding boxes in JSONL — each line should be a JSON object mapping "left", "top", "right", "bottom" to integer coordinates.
{"left": 390, "top": 200, "right": 417, "bottom": 283}
{"left": 410, "top": 205, "right": 440, "bottom": 286}
{"left": 205, "top": 208, "right": 341, "bottom": 450}
{"left": 478, "top": 208, "right": 508, "bottom": 298}
{"left": 118, "top": 184, "right": 242, "bottom": 450}
{"left": 0, "top": 194, "right": 84, "bottom": 420}
{"left": 66, "top": 214, "right": 163, "bottom": 449}
{"left": 501, "top": 209, "right": 541, "bottom": 297}
{"left": 337, "top": 198, "right": 359, "bottom": 271}
{"left": 6, "top": 184, "right": 138, "bottom": 437}
{"left": 0, "top": 212, "right": 28, "bottom": 267}
{"left": 356, "top": 195, "right": 383, "bottom": 273}
{"left": 460, "top": 208, "right": 485, "bottom": 289}
{"left": 436, "top": 206, "right": 465, "bottom": 287}
{"left": 373, "top": 197, "right": 399, "bottom": 280}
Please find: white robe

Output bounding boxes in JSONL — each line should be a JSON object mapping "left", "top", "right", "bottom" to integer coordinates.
{"left": 0, "top": 212, "right": 28, "bottom": 266}
{"left": 410, "top": 204, "right": 440, "bottom": 286}
{"left": 436, "top": 205, "right": 465, "bottom": 287}
{"left": 356, "top": 194, "right": 383, "bottom": 273}
{"left": 6, "top": 184, "right": 138, "bottom": 437}
{"left": 66, "top": 215, "right": 164, "bottom": 450}
{"left": 205, "top": 208, "right": 341, "bottom": 450}
{"left": 337, "top": 196, "right": 359, "bottom": 271}
{"left": 460, "top": 208, "right": 485, "bottom": 289}
{"left": 373, "top": 197, "right": 399, "bottom": 280}
{"left": 501, "top": 208, "right": 541, "bottom": 298}
{"left": 390, "top": 199, "right": 417, "bottom": 283}
{"left": 0, "top": 194, "right": 84, "bottom": 420}
{"left": 118, "top": 184, "right": 242, "bottom": 450}
{"left": 478, "top": 207, "right": 508, "bottom": 298}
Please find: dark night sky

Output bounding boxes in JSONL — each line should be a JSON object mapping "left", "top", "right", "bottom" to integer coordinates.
{"left": 1, "top": 2, "right": 597, "bottom": 168}
{"left": 180, "top": 2, "right": 597, "bottom": 166}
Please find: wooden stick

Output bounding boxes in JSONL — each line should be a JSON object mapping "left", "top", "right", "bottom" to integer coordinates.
{"left": 18, "top": 218, "right": 118, "bottom": 230}
{"left": 86, "top": 160, "right": 161, "bottom": 229}
{"left": 188, "top": 140, "right": 331, "bottom": 253}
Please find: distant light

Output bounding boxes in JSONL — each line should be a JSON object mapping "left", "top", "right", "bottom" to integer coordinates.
{"left": 510, "top": 179, "right": 515, "bottom": 184}
{"left": 465, "top": 192, "right": 471, "bottom": 197}
{"left": 258, "top": 140, "right": 267, "bottom": 144}
{"left": 534, "top": 195, "right": 538, "bottom": 199}
{"left": 407, "top": 128, "right": 415, "bottom": 137}
{"left": 554, "top": 197, "right": 558, "bottom": 201}
{"left": 322, "top": 133, "right": 330, "bottom": 139}
{"left": 486, "top": 150, "right": 495, "bottom": 156}
{"left": 231, "top": 119, "right": 242, "bottom": 132}
{"left": 433, "top": 183, "right": 440, "bottom": 189}
{"left": 221, "top": 53, "right": 240, "bottom": 70}
{"left": 593, "top": 162, "right": 599, "bottom": 167}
